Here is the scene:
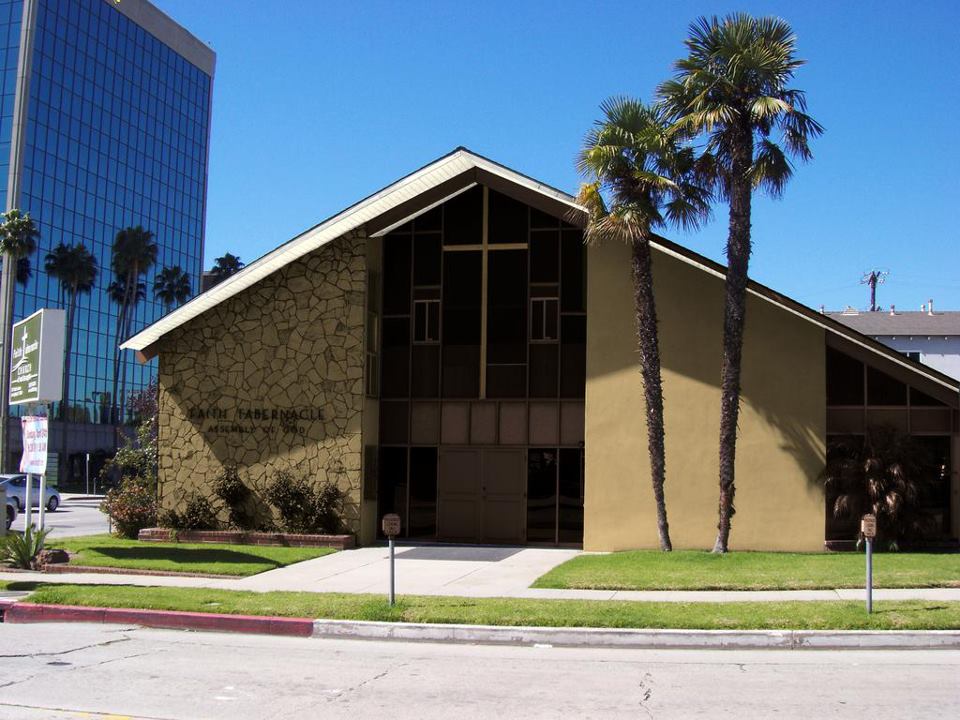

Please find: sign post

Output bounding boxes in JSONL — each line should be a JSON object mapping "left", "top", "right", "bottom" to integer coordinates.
{"left": 382, "top": 513, "right": 401, "bottom": 606}
{"left": 20, "top": 415, "right": 48, "bottom": 531}
{"left": 861, "top": 514, "right": 877, "bottom": 614}
{"left": 10, "top": 309, "right": 64, "bottom": 534}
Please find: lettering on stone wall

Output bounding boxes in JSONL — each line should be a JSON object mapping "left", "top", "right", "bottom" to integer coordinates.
{"left": 186, "top": 406, "right": 327, "bottom": 436}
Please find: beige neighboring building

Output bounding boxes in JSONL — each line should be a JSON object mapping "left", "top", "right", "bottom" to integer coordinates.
{"left": 122, "top": 149, "right": 960, "bottom": 551}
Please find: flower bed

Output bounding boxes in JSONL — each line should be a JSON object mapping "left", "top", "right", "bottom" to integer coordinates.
{"left": 138, "top": 528, "right": 354, "bottom": 550}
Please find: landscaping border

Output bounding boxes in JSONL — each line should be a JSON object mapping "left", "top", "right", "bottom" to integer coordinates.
{"left": 138, "top": 528, "right": 354, "bottom": 549}
{"left": 41, "top": 564, "right": 235, "bottom": 579}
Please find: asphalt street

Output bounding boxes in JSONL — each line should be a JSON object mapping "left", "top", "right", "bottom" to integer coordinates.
{"left": 8, "top": 495, "right": 109, "bottom": 538}
{"left": 0, "top": 623, "right": 957, "bottom": 719}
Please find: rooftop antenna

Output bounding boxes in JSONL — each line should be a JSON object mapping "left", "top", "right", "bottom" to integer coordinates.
{"left": 860, "top": 270, "right": 889, "bottom": 312}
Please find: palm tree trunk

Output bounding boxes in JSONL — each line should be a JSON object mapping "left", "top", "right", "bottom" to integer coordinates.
{"left": 0, "top": 253, "right": 16, "bottom": 471}
{"left": 713, "top": 127, "right": 754, "bottom": 554}
{"left": 631, "top": 237, "right": 672, "bottom": 551}
{"left": 110, "top": 274, "right": 131, "bottom": 425}
{"left": 59, "top": 291, "right": 76, "bottom": 476}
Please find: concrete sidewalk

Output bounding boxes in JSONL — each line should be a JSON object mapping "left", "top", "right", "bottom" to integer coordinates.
{"left": 2, "top": 543, "right": 959, "bottom": 602}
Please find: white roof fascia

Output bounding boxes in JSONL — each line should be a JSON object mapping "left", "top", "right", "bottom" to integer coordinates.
{"left": 121, "top": 149, "right": 582, "bottom": 351}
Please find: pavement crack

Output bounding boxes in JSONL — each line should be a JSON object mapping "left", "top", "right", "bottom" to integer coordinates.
{"left": 326, "top": 661, "right": 409, "bottom": 702}
{"left": 0, "top": 635, "right": 132, "bottom": 659}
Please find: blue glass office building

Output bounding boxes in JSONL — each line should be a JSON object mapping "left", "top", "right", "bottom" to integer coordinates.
{"left": 0, "top": 0, "right": 214, "bottom": 470}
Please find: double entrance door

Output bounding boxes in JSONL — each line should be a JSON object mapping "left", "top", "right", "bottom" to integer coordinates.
{"left": 438, "top": 448, "right": 525, "bottom": 544}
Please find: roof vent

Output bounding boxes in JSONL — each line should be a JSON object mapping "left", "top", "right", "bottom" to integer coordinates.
{"left": 841, "top": 306, "right": 859, "bottom": 315}
{"left": 819, "top": 304, "right": 825, "bottom": 314}
{"left": 889, "top": 304, "right": 895, "bottom": 315}
{"left": 928, "top": 298, "right": 934, "bottom": 315}
{"left": 921, "top": 303, "right": 926, "bottom": 313}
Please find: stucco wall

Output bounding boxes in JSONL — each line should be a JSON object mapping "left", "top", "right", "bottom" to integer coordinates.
{"left": 584, "top": 243, "right": 826, "bottom": 551}
{"left": 156, "top": 232, "right": 367, "bottom": 534}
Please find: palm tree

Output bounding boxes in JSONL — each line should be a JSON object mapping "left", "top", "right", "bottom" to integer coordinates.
{"left": 109, "top": 226, "right": 157, "bottom": 424}
{"left": 208, "top": 252, "right": 244, "bottom": 286}
{"left": 16, "top": 257, "right": 31, "bottom": 286}
{"left": 153, "top": 265, "right": 191, "bottom": 313}
{"left": 577, "top": 97, "right": 712, "bottom": 551}
{"left": 0, "top": 209, "right": 40, "bottom": 469}
{"left": 658, "top": 14, "right": 823, "bottom": 552}
{"left": 45, "top": 243, "right": 98, "bottom": 470}
{"left": 821, "top": 426, "right": 938, "bottom": 551}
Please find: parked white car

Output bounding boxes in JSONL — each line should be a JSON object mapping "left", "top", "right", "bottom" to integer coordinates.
{"left": 0, "top": 474, "right": 60, "bottom": 512}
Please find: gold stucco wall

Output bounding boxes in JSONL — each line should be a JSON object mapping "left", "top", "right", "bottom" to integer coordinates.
{"left": 584, "top": 242, "right": 826, "bottom": 551}
{"left": 156, "top": 232, "right": 367, "bottom": 535}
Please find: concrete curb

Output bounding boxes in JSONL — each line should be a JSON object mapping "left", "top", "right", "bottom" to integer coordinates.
{"left": 5, "top": 603, "right": 959, "bottom": 649}
{"left": 3, "top": 603, "right": 313, "bottom": 637}
{"left": 311, "top": 619, "right": 960, "bottom": 650}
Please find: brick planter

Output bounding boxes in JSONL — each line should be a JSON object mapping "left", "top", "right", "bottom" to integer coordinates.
{"left": 138, "top": 528, "right": 354, "bottom": 550}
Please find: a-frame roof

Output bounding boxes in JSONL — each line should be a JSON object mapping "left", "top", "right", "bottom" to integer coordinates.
{"left": 122, "top": 148, "right": 960, "bottom": 397}
{"left": 122, "top": 147, "right": 582, "bottom": 355}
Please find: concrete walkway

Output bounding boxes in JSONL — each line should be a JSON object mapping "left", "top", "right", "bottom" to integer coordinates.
{"left": 2, "top": 544, "right": 959, "bottom": 602}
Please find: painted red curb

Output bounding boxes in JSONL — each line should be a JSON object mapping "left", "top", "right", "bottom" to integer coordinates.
{"left": 3, "top": 603, "right": 313, "bottom": 637}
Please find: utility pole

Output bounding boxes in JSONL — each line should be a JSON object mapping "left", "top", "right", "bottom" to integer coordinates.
{"left": 860, "top": 270, "right": 889, "bottom": 312}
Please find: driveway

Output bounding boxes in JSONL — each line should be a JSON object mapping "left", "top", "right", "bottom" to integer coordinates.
{"left": 9, "top": 494, "right": 109, "bottom": 538}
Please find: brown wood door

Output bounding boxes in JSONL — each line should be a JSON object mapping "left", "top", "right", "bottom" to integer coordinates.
{"left": 438, "top": 448, "right": 481, "bottom": 541}
{"left": 481, "top": 449, "right": 526, "bottom": 543}
{"left": 438, "top": 448, "right": 526, "bottom": 544}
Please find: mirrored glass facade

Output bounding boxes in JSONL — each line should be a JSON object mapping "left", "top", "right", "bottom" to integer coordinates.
{"left": 1, "top": 0, "right": 212, "bottom": 425}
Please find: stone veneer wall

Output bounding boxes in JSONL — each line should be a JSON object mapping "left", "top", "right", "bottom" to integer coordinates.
{"left": 156, "top": 232, "right": 367, "bottom": 534}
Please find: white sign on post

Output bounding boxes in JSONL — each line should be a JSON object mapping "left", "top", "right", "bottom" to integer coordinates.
{"left": 20, "top": 415, "right": 49, "bottom": 474}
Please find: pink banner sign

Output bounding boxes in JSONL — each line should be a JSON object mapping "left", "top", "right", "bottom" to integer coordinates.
{"left": 20, "top": 415, "right": 48, "bottom": 474}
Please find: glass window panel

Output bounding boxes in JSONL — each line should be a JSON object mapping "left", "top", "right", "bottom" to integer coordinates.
{"left": 382, "top": 235, "right": 412, "bottom": 314}
{"left": 826, "top": 348, "right": 865, "bottom": 406}
{"left": 413, "top": 233, "right": 441, "bottom": 286}
{"left": 560, "top": 230, "right": 586, "bottom": 312}
{"left": 378, "top": 447, "right": 408, "bottom": 535}
{"left": 867, "top": 366, "right": 906, "bottom": 406}
{"left": 558, "top": 448, "right": 584, "bottom": 543}
{"left": 408, "top": 447, "right": 437, "bottom": 538}
{"left": 488, "top": 189, "right": 527, "bottom": 244}
{"left": 443, "top": 186, "right": 482, "bottom": 245}
{"left": 527, "top": 449, "right": 557, "bottom": 543}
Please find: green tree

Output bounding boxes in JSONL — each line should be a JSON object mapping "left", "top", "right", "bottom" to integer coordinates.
{"left": 153, "top": 265, "right": 192, "bottom": 313}
{"left": 659, "top": 14, "right": 823, "bottom": 552}
{"left": 208, "top": 252, "right": 244, "bottom": 286}
{"left": 577, "top": 97, "right": 712, "bottom": 551}
{"left": 45, "top": 242, "right": 98, "bottom": 435}
{"left": 109, "top": 226, "right": 157, "bottom": 424}
{"left": 0, "top": 209, "right": 40, "bottom": 469}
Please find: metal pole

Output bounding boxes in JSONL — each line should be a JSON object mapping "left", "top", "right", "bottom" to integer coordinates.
{"left": 85, "top": 452, "right": 90, "bottom": 495}
{"left": 866, "top": 538, "right": 873, "bottom": 614}
{"left": 23, "top": 471, "right": 32, "bottom": 530}
{"left": 388, "top": 536, "right": 396, "bottom": 607}
{"left": 37, "top": 471, "right": 45, "bottom": 532}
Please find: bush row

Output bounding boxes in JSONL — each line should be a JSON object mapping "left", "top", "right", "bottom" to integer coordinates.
{"left": 100, "top": 467, "right": 346, "bottom": 539}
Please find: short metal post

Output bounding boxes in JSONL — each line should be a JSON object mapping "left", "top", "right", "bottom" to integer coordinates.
{"left": 388, "top": 537, "right": 396, "bottom": 607}
{"left": 865, "top": 537, "right": 873, "bottom": 614}
{"left": 38, "top": 472, "right": 46, "bottom": 532}
{"left": 85, "top": 452, "right": 90, "bottom": 495}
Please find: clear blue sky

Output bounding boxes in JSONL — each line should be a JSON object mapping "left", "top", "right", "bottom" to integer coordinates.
{"left": 154, "top": 0, "right": 960, "bottom": 312}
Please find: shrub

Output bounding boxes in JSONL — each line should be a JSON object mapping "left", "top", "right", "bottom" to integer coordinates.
{"left": 264, "top": 471, "right": 344, "bottom": 535}
{"left": 0, "top": 525, "right": 52, "bottom": 569}
{"left": 211, "top": 466, "right": 256, "bottom": 530}
{"left": 159, "top": 492, "right": 220, "bottom": 531}
{"left": 100, "top": 479, "right": 157, "bottom": 539}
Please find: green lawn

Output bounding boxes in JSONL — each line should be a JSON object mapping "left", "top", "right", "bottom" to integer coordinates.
{"left": 2, "top": 582, "right": 958, "bottom": 630}
{"left": 45, "top": 535, "right": 336, "bottom": 577}
{"left": 533, "top": 550, "right": 960, "bottom": 591}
